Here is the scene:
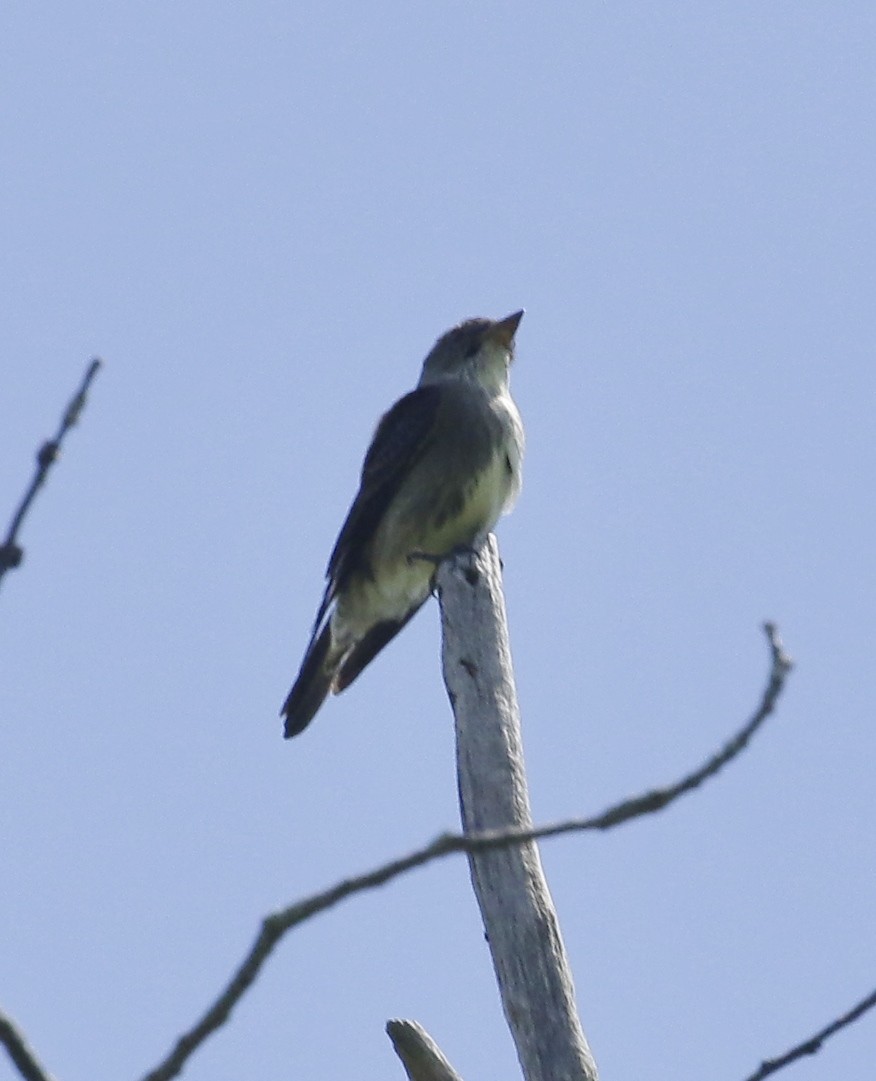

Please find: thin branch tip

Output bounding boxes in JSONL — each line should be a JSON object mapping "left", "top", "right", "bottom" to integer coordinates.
{"left": 763, "top": 621, "right": 793, "bottom": 671}
{"left": 742, "top": 986, "right": 876, "bottom": 1081}
{"left": 0, "top": 358, "right": 103, "bottom": 592}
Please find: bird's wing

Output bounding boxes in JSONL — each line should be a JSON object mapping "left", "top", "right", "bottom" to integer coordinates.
{"left": 309, "top": 384, "right": 443, "bottom": 635}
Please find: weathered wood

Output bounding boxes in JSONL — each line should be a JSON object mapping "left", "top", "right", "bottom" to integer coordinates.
{"left": 386, "top": 1019, "right": 465, "bottom": 1081}
{"left": 436, "top": 536, "right": 598, "bottom": 1081}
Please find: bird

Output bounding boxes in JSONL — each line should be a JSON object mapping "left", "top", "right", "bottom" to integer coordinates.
{"left": 281, "top": 310, "right": 525, "bottom": 738}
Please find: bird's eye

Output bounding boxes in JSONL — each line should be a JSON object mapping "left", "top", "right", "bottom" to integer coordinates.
{"left": 464, "top": 340, "right": 480, "bottom": 359}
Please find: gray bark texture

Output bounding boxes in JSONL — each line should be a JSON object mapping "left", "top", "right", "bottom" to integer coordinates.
{"left": 386, "top": 1019, "right": 465, "bottom": 1081}
{"left": 436, "top": 536, "right": 598, "bottom": 1081}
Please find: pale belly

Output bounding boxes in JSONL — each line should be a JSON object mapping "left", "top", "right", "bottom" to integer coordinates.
{"left": 337, "top": 449, "right": 515, "bottom": 639}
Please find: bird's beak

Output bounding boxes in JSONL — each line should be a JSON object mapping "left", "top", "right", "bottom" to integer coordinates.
{"left": 486, "top": 309, "right": 524, "bottom": 349}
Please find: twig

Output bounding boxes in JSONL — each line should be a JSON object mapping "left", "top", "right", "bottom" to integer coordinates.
{"left": 0, "top": 358, "right": 102, "bottom": 592}
{"left": 543, "top": 621, "right": 793, "bottom": 835}
{"left": 0, "top": 1008, "right": 57, "bottom": 1081}
{"left": 138, "top": 624, "right": 791, "bottom": 1081}
{"left": 742, "top": 986, "right": 876, "bottom": 1081}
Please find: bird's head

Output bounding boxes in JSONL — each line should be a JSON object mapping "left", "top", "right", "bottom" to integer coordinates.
{"left": 418, "top": 310, "right": 524, "bottom": 393}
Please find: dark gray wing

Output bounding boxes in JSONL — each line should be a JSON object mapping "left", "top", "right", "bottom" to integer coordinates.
{"left": 309, "top": 384, "right": 443, "bottom": 635}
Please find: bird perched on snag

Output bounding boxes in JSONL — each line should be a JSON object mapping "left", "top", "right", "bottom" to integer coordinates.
{"left": 281, "top": 310, "right": 525, "bottom": 738}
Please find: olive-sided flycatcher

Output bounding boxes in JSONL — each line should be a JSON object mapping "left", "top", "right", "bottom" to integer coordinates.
{"left": 281, "top": 311, "right": 525, "bottom": 738}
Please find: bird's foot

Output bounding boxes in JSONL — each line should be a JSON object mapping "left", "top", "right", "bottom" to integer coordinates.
{"left": 407, "top": 543, "right": 478, "bottom": 568}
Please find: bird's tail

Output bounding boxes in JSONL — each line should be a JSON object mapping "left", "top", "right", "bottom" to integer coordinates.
{"left": 281, "top": 603, "right": 425, "bottom": 738}
{"left": 281, "top": 625, "right": 336, "bottom": 738}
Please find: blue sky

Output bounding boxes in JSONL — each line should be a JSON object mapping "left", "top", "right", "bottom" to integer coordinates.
{"left": 2, "top": 3, "right": 875, "bottom": 1079}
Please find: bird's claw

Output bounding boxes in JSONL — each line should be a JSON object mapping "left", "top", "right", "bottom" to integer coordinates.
{"left": 406, "top": 543, "right": 478, "bottom": 568}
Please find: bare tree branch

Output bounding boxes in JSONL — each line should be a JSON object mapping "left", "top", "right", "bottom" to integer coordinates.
{"left": 0, "top": 358, "right": 102, "bottom": 593}
{"left": 0, "top": 1009, "right": 57, "bottom": 1081}
{"left": 138, "top": 622, "right": 790, "bottom": 1081}
{"left": 742, "top": 986, "right": 876, "bottom": 1081}
{"left": 386, "top": 1020, "right": 465, "bottom": 1081}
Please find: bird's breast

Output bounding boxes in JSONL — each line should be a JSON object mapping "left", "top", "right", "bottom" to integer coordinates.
{"left": 369, "top": 384, "right": 522, "bottom": 570}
